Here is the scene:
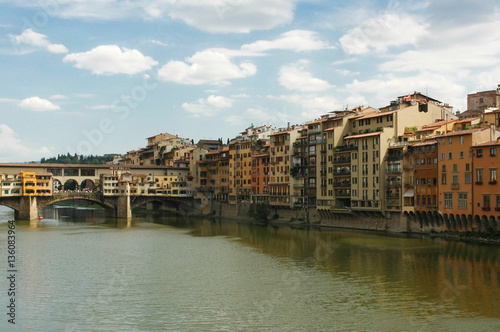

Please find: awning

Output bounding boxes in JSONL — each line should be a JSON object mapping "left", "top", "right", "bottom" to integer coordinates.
{"left": 403, "top": 189, "right": 414, "bottom": 198}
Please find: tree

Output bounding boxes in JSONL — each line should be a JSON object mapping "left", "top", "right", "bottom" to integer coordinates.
{"left": 253, "top": 202, "right": 270, "bottom": 222}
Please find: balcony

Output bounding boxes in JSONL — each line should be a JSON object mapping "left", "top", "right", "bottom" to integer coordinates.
{"left": 386, "top": 168, "right": 402, "bottom": 174}
{"left": 335, "top": 145, "right": 358, "bottom": 152}
{"left": 308, "top": 127, "right": 321, "bottom": 135}
{"left": 489, "top": 180, "right": 497, "bottom": 185}
{"left": 387, "top": 181, "right": 402, "bottom": 188}
{"left": 386, "top": 155, "right": 403, "bottom": 161}
{"left": 335, "top": 190, "right": 351, "bottom": 198}
{"left": 334, "top": 157, "right": 351, "bottom": 164}
{"left": 293, "top": 141, "right": 307, "bottom": 147}
{"left": 333, "top": 182, "right": 351, "bottom": 188}
{"left": 334, "top": 169, "right": 351, "bottom": 176}
{"left": 451, "top": 183, "right": 459, "bottom": 189}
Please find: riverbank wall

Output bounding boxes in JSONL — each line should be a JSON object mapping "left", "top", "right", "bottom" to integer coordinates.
{"left": 210, "top": 202, "right": 418, "bottom": 234}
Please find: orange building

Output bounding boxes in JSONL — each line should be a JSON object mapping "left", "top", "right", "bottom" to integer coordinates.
{"left": 251, "top": 143, "right": 270, "bottom": 203}
{"left": 414, "top": 140, "right": 438, "bottom": 215}
{"left": 471, "top": 140, "right": 500, "bottom": 219}
{"left": 437, "top": 128, "right": 490, "bottom": 220}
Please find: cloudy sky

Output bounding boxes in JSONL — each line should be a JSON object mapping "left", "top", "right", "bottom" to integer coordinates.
{"left": 1, "top": 0, "right": 499, "bottom": 162}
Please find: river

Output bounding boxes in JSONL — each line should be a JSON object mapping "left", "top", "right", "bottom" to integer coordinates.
{"left": 0, "top": 205, "right": 499, "bottom": 331}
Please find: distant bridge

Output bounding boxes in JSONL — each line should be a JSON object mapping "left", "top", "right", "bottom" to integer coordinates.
{"left": 0, "top": 192, "right": 200, "bottom": 220}
{"left": 0, "top": 163, "right": 203, "bottom": 219}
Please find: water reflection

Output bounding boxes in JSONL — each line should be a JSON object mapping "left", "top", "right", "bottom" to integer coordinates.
{"left": 0, "top": 205, "right": 499, "bottom": 330}
{"left": 152, "top": 216, "right": 500, "bottom": 320}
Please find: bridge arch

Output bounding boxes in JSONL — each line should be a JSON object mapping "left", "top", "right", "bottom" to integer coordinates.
{"left": 53, "top": 179, "right": 62, "bottom": 192}
{"left": 80, "top": 179, "right": 96, "bottom": 191}
{"left": 63, "top": 179, "right": 79, "bottom": 191}
{"left": 131, "top": 196, "right": 197, "bottom": 216}
{"left": 38, "top": 195, "right": 115, "bottom": 212}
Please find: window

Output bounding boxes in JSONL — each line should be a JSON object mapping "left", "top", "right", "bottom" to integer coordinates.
{"left": 441, "top": 174, "right": 446, "bottom": 184}
{"left": 448, "top": 152, "right": 453, "bottom": 160}
{"left": 477, "top": 149, "right": 483, "bottom": 157}
{"left": 452, "top": 175, "right": 458, "bottom": 184}
{"left": 476, "top": 169, "right": 483, "bottom": 183}
{"left": 444, "top": 193, "right": 453, "bottom": 208}
{"left": 496, "top": 195, "right": 500, "bottom": 209}
{"left": 459, "top": 136, "right": 464, "bottom": 144}
{"left": 466, "top": 164, "right": 470, "bottom": 172}
{"left": 453, "top": 164, "right": 458, "bottom": 172}
{"left": 465, "top": 173, "right": 471, "bottom": 184}
{"left": 448, "top": 137, "right": 452, "bottom": 145}
{"left": 459, "top": 151, "right": 464, "bottom": 159}
{"left": 490, "top": 168, "right": 497, "bottom": 183}
{"left": 441, "top": 152, "right": 445, "bottom": 161}
{"left": 442, "top": 165, "right": 446, "bottom": 172}
{"left": 458, "top": 193, "right": 467, "bottom": 209}
{"left": 490, "top": 148, "right": 497, "bottom": 156}
{"left": 483, "top": 195, "right": 491, "bottom": 209}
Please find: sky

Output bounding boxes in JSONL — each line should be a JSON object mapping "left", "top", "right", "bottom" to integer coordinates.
{"left": 0, "top": 0, "right": 499, "bottom": 162}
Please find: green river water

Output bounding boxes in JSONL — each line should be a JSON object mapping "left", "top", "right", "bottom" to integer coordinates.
{"left": 0, "top": 205, "right": 499, "bottom": 331}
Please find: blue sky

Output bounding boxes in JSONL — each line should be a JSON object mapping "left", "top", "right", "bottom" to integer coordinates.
{"left": 1, "top": 0, "right": 499, "bottom": 162}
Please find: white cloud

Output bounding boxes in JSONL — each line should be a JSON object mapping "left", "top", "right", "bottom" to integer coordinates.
{"left": 50, "top": 94, "right": 69, "bottom": 100}
{"left": 164, "top": 0, "right": 297, "bottom": 33}
{"left": 339, "top": 13, "right": 427, "bottom": 55}
{"left": 19, "top": 97, "right": 61, "bottom": 111}
{"left": 10, "top": 28, "right": 68, "bottom": 54}
{"left": 270, "top": 93, "right": 337, "bottom": 119}
{"left": 242, "top": 30, "right": 333, "bottom": 53}
{"left": 279, "top": 60, "right": 333, "bottom": 92}
{"left": 0, "top": 124, "right": 51, "bottom": 162}
{"left": 182, "top": 95, "right": 233, "bottom": 117}
{"left": 380, "top": 20, "right": 500, "bottom": 74}
{"left": 158, "top": 49, "right": 256, "bottom": 85}
{"left": 6, "top": 0, "right": 297, "bottom": 34}
{"left": 88, "top": 104, "right": 118, "bottom": 110}
{"left": 335, "top": 69, "right": 359, "bottom": 76}
{"left": 63, "top": 45, "right": 158, "bottom": 75}
{"left": 345, "top": 72, "right": 467, "bottom": 111}
{"left": 149, "top": 39, "right": 168, "bottom": 46}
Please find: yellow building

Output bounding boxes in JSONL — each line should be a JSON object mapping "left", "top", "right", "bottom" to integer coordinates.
{"left": 269, "top": 127, "right": 301, "bottom": 207}
{"left": 228, "top": 139, "right": 253, "bottom": 204}
{"left": 21, "top": 171, "right": 37, "bottom": 196}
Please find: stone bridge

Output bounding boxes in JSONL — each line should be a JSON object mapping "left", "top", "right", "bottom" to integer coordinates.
{"left": 0, "top": 192, "right": 201, "bottom": 220}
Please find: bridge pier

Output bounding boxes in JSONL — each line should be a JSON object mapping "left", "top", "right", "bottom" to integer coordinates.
{"left": 16, "top": 196, "right": 39, "bottom": 220}
{"left": 116, "top": 184, "right": 132, "bottom": 218}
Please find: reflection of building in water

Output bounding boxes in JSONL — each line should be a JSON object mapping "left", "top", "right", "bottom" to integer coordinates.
{"left": 438, "top": 242, "right": 500, "bottom": 317}
{"left": 193, "top": 219, "right": 500, "bottom": 319}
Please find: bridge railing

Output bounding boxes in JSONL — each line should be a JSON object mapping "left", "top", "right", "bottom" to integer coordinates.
{"left": 53, "top": 192, "right": 103, "bottom": 201}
